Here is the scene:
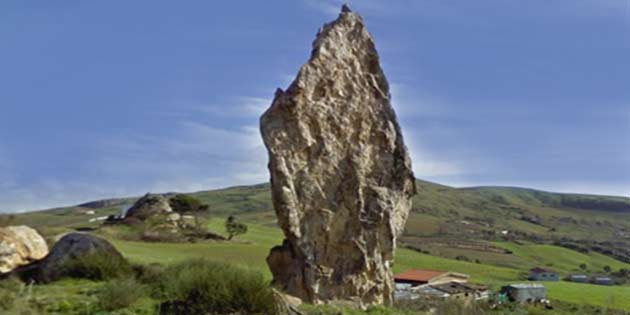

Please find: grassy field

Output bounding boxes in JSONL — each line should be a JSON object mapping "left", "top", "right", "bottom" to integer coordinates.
{"left": 105, "top": 218, "right": 630, "bottom": 311}
{"left": 494, "top": 242, "right": 630, "bottom": 274}
{"left": 543, "top": 282, "right": 630, "bottom": 311}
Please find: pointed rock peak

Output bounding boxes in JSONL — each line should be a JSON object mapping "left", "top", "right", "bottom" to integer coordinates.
{"left": 309, "top": 6, "right": 377, "bottom": 73}
{"left": 341, "top": 3, "right": 352, "bottom": 13}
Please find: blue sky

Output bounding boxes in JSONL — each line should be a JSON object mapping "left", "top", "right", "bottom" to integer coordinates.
{"left": 1, "top": 0, "right": 629, "bottom": 212}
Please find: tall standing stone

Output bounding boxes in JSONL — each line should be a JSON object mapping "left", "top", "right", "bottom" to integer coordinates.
{"left": 261, "top": 6, "right": 415, "bottom": 306}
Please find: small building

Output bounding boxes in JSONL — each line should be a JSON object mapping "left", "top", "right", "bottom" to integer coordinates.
{"left": 593, "top": 276, "right": 614, "bottom": 286}
{"left": 430, "top": 282, "right": 489, "bottom": 302}
{"left": 528, "top": 267, "right": 559, "bottom": 281}
{"left": 394, "top": 289, "right": 421, "bottom": 301}
{"left": 500, "top": 284, "right": 547, "bottom": 303}
{"left": 568, "top": 274, "right": 588, "bottom": 283}
{"left": 394, "top": 269, "right": 470, "bottom": 287}
{"left": 415, "top": 285, "right": 450, "bottom": 299}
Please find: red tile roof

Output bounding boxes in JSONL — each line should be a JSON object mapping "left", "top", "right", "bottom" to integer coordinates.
{"left": 394, "top": 269, "right": 447, "bottom": 283}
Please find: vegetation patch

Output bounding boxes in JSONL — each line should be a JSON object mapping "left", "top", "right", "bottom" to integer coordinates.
{"left": 156, "top": 258, "right": 276, "bottom": 315}
{"left": 96, "top": 278, "right": 147, "bottom": 311}
{"left": 61, "top": 251, "right": 133, "bottom": 281}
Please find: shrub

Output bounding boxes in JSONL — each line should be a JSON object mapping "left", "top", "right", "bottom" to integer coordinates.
{"left": 62, "top": 251, "right": 133, "bottom": 281}
{"left": 96, "top": 278, "right": 147, "bottom": 311}
{"left": 169, "top": 194, "right": 209, "bottom": 214}
{"left": 156, "top": 259, "right": 275, "bottom": 315}
{"left": 133, "top": 262, "right": 166, "bottom": 285}
{"left": 225, "top": 216, "right": 248, "bottom": 240}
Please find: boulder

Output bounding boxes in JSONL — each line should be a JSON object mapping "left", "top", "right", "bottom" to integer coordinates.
{"left": 124, "top": 193, "right": 173, "bottom": 221}
{"left": 34, "top": 233, "right": 123, "bottom": 282}
{"left": 0, "top": 226, "right": 49, "bottom": 273}
{"left": 260, "top": 5, "right": 415, "bottom": 307}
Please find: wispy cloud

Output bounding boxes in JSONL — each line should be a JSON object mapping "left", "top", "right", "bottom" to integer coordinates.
{"left": 153, "top": 96, "right": 271, "bottom": 120}
{"left": 0, "top": 119, "right": 270, "bottom": 213}
{"left": 302, "top": 0, "right": 344, "bottom": 16}
{"left": 196, "top": 97, "right": 271, "bottom": 118}
{"left": 390, "top": 83, "right": 452, "bottom": 118}
{"left": 92, "top": 120, "right": 268, "bottom": 192}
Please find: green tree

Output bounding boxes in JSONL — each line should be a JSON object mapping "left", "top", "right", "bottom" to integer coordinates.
{"left": 169, "top": 194, "right": 208, "bottom": 214}
{"left": 579, "top": 263, "right": 588, "bottom": 271}
{"left": 603, "top": 265, "right": 612, "bottom": 273}
{"left": 225, "top": 216, "right": 248, "bottom": 240}
{"left": 169, "top": 195, "right": 210, "bottom": 231}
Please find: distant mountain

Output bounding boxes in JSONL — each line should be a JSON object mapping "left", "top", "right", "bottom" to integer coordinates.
{"left": 4, "top": 178, "right": 630, "bottom": 263}
{"left": 4, "top": 179, "right": 630, "bottom": 241}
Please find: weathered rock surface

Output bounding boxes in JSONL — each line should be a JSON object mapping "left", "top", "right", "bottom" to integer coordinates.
{"left": 124, "top": 193, "right": 173, "bottom": 221}
{"left": 0, "top": 226, "right": 49, "bottom": 273}
{"left": 34, "top": 233, "right": 123, "bottom": 282}
{"left": 261, "top": 6, "right": 415, "bottom": 307}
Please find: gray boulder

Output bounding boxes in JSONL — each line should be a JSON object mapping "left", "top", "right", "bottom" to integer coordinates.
{"left": 34, "top": 233, "right": 124, "bottom": 282}
{"left": 124, "top": 193, "right": 173, "bottom": 221}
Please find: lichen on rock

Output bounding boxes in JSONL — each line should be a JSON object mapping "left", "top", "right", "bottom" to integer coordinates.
{"left": 260, "top": 5, "right": 415, "bottom": 307}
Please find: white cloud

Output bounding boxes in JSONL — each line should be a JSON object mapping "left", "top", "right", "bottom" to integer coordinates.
{"left": 388, "top": 82, "right": 468, "bottom": 179}
{"left": 153, "top": 96, "right": 272, "bottom": 120}
{"left": 390, "top": 83, "right": 452, "bottom": 118}
{"left": 92, "top": 120, "right": 269, "bottom": 194}
{"left": 195, "top": 97, "right": 271, "bottom": 118}
{"left": 303, "top": 0, "right": 344, "bottom": 15}
{"left": 405, "top": 142, "right": 461, "bottom": 178}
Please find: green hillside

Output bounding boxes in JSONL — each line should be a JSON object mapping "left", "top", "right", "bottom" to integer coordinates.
{"left": 2, "top": 180, "right": 630, "bottom": 311}
{"left": 4, "top": 179, "right": 630, "bottom": 263}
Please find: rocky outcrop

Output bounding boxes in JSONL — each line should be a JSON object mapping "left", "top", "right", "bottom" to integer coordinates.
{"left": 0, "top": 226, "right": 49, "bottom": 274}
{"left": 260, "top": 5, "right": 415, "bottom": 307}
{"left": 33, "top": 233, "right": 124, "bottom": 282}
{"left": 124, "top": 193, "right": 173, "bottom": 221}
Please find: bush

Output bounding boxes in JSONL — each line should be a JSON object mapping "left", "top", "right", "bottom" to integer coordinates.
{"left": 97, "top": 278, "right": 147, "bottom": 311}
{"left": 62, "top": 251, "right": 133, "bottom": 281}
{"left": 133, "top": 263, "right": 166, "bottom": 285}
{"left": 169, "top": 194, "right": 209, "bottom": 214}
{"left": 225, "top": 216, "right": 248, "bottom": 240}
{"left": 156, "top": 259, "right": 276, "bottom": 315}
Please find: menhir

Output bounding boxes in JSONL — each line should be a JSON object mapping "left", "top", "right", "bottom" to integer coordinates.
{"left": 260, "top": 5, "right": 415, "bottom": 307}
